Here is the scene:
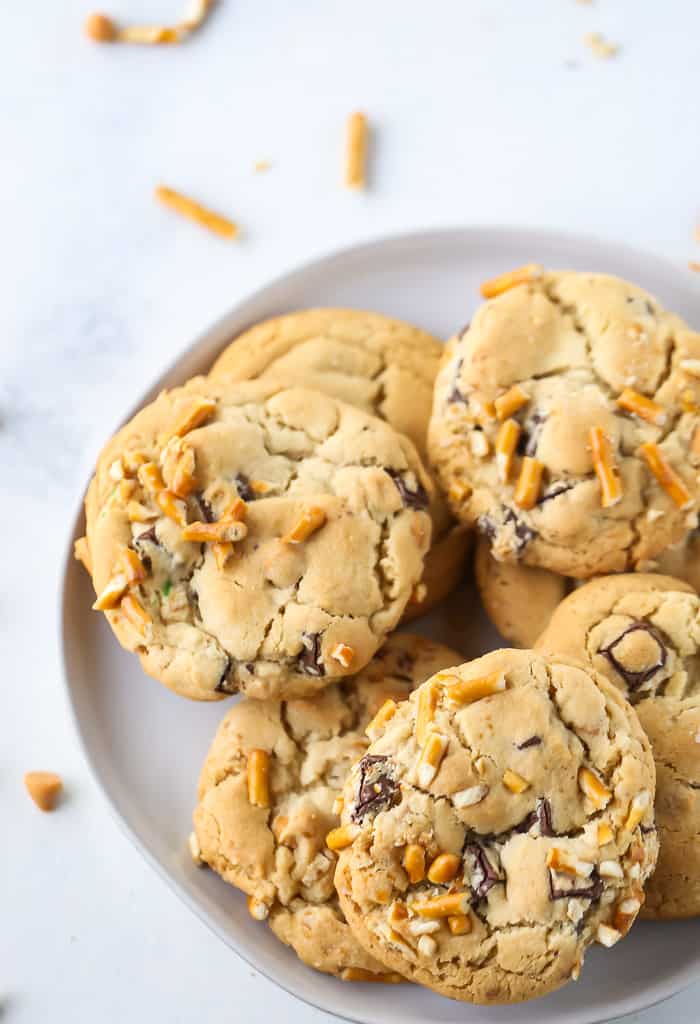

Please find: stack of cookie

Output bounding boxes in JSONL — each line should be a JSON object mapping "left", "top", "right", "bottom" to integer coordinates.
{"left": 76, "top": 273, "right": 700, "bottom": 1005}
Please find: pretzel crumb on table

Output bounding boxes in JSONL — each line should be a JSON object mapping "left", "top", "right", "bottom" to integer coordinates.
{"left": 154, "top": 185, "right": 238, "bottom": 239}
{"left": 583, "top": 32, "right": 619, "bottom": 59}
{"left": 345, "top": 111, "right": 369, "bottom": 189}
{"left": 689, "top": 261, "right": 700, "bottom": 273}
{"left": 24, "top": 771, "right": 63, "bottom": 812}
{"left": 84, "top": 1, "right": 215, "bottom": 45}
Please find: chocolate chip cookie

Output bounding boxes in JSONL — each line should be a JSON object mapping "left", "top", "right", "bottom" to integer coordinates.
{"left": 428, "top": 271, "right": 700, "bottom": 578}
{"left": 83, "top": 377, "right": 432, "bottom": 700}
{"left": 210, "top": 309, "right": 470, "bottom": 618}
{"left": 193, "top": 634, "right": 462, "bottom": 978}
{"left": 538, "top": 573, "right": 700, "bottom": 918}
{"left": 334, "top": 649, "right": 657, "bottom": 1003}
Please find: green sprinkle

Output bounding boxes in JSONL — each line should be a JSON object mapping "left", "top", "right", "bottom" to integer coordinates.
{"left": 162, "top": 580, "right": 172, "bottom": 597}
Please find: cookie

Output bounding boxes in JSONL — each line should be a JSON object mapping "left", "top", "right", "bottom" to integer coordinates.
{"left": 192, "top": 634, "right": 463, "bottom": 979}
{"left": 210, "top": 309, "right": 470, "bottom": 617}
{"left": 474, "top": 536, "right": 571, "bottom": 647}
{"left": 537, "top": 573, "right": 700, "bottom": 918}
{"left": 334, "top": 649, "right": 658, "bottom": 1004}
{"left": 84, "top": 377, "right": 432, "bottom": 701}
{"left": 475, "top": 528, "right": 700, "bottom": 649}
{"left": 428, "top": 271, "right": 700, "bottom": 578}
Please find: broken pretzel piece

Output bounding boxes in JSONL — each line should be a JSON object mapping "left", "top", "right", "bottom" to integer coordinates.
{"left": 25, "top": 771, "right": 63, "bottom": 812}
{"left": 590, "top": 426, "right": 623, "bottom": 508}
{"left": 639, "top": 442, "right": 693, "bottom": 509}
{"left": 85, "top": 1, "right": 215, "bottom": 46}
{"left": 282, "top": 506, "right": 326, "bottom": 545}
{"left": 480, "top": 264, "right": 543, "bottom": 300}
{"left": 344, "top": 111, "right": 369, "bottom": 189}
{"left": 155, "top": 185, "right": 238, "bottom": 239}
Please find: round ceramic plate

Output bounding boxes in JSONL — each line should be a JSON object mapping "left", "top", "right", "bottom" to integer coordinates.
{"left": 61, "top": 227, "right": 700, "bottom": 1023}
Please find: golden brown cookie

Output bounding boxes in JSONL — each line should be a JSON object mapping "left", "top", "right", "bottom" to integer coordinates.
{"left": 193, "top": 634, "right": 462, "bottom": 978}
{"left": 84, "top": 377, "right": 432, "bottom": 700}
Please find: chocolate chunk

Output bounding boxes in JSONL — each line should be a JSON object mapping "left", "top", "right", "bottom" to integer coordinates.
{"left": 396, "top": 650, "right": 416, "bottom": 674}
{"left": 516, "top": 736, "right": 542, "bottom": 750}
{"left": 477, "top": 515, "right": 498, "bottom": 542}
{"left": 504, "top": 509, "right": 536, "bottom": 554}
{"left": 537, "top": 480, "right": 576, "bottom": 506}
{"left": 297, "top": 632, "right": 325, "bottom": 677}
{"left": 385, "top": 469, "right": 430, "bottom": 511}
{"left": 351, "top": 755, "right": 401, "bottom": 822}
{"left": 197, "top": 494, "right": 215, "bottom": 523}
{"left": 133, "top": 527, "right": 159, "bottom": 571}
{"left": 517, "top": 411, "right": 546, "bottom": 458}
{"left": 463, "top": 840, "right": 502, "bottom": 902}
{"left": 549, "top": 870, "right": 602, "bottom": 902}
{"left": 135, "top": 526, "right": 158, "bottom": 545}
{"left": 235, "top": 473, "right": 256, "bottom": 502}
{"left": 640, "top": 824, "right": 656, "bottom": 835}
{"left": 214, "top": 655, "right": 236, "bottom": 694}
{"left": 600, "top": 622, "right": 667, "bottom": 691}
{"left": 513, "top": 797, "right": 554, "bottom": 838}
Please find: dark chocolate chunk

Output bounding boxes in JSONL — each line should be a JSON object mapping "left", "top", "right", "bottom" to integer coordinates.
{"left": 549, "top": 870, "right": 602, "bottom": 902}
{"left": 351, "top": 754, "right": 401, "bottom": 822}
{"left": 537, "top": 481, "right": 576, "bottom": 506}
{"left": 215, "top": 655, "right": 236, "bottom": 694}
{"left": 396, "top": 650, "right": 416, "bottom": 674}
{"left": 504, "top": 509, "right": 537, "bottom": 553}
{"left": 297, "top": 632, "right": 325, "bottom": 677}
{"left": 235, "top": 473, "right": 256, "bottom": 502}
{"left": 197, "top": 494, "right": 215, "bottom": 523}
{"left": 516, "top": 735, "right": 542, "bottom": 750}
{"left": 600, "top": 622, "right": 667, "bottom": 691}
{"left": 463, "top": 840, "right": 502, "bottom": 902}
{"left": 385, "top": 469, "right": 430, "bottom": 511}
{"left": 477, "top": 515, "right": 498, "bottom": 542}
{"left": 517, "top": 411, "right": 546, "bottom": 458}
{"left": 513, "top": 798, "right": 554, "bottom": 838}
{"left": 135, "top": 525, "right": 158, "bottom": 545}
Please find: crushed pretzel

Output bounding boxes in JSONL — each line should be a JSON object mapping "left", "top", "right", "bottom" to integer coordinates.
{"left": 170, "top": 397, "right": 217, "bottom": 438}
{"left": 590, "top": 426, "right": 623, "bottom": 508}
{"left": 578, "top": 767, "right": 611, "bottom": 810}
{"left": 211, "top": 541, "right": 233, "bottom": 570}
{"left": 427, "top": 853, "right": 461, "bottom": 884}
{"left": 480, "top": 264, "right": 543, "bottom": 299}
{"left": 495, "top": 385, "right": 530, "bottom": 421}
{"left": 597, "top": 822, "right": 614, "bottom": 846}
{"left": 155, "top": 185, "right": 238, "bottom": 239}
{"left": 246, "top": 895, "right": 270, "bottom": 921}
{"left": 547, "top": 847, "right": 594, "bottom": 878}
{"left": 502, "top": 769, "right": 530, "bottom": 794}
{"left": 156, "top": 489, "right": 188, "bottom": 526}
{"left": 181, "top": 519, "right": 248, "bottom": 543}
{"left": 366, "top": 699, "right": 398, "bottom": 740}
{"left": 127, "top": 499, "right": 158, "bottom": 523}
{"left": 613, "top": 898, "right": 641, "bottom": 934}
{"left": 584, "top": 32, "right": 619, "bottom": 59}
{"left": 596, "top": 923, "right": 622, "bottom": 947}
{"left": 282, "top": 506, "right": 326, "bottom": 544}
{"left": 247, "top": 749, "right": 270, "bottom": 808}
{"left": 443, "top": 671, "right": 506, "bottom": 706}
{"left": 92, "top": 572, "right": 129, "bottom": 611}
{"left": 326, "top": 824, "right": 360, "bottom": 852}
{"left": 330, "top": 642, "right": 355, "bottom": 669}
{"left": 120, "top": 547, "right": 147, "bottom": 584}
{"left": 495, "top": 418, "right": 521, "bottom": 483}
{"left": 416, "top": 682, "right": 438, "bottom": 747}
{"left": 616, "top": 388, "right": 666, "bottom": 427}
{"left": 188, "top": 830, "right": 203, "bottom": 866}
{"left": 412, "top": 892, "right": 470, "bottom": 919}
{"left": 85, "top": 1, "right": 215, "bottom": 46}
{"left": 340, "top": 968, "right": 403, "bottom": 984}
{"left": 417, "top": 732, "right": 448, "bottom": 787}
{"left": 447, "top": 914, "right": 472, "bottom": 935}
{"left": 689, "top": 261, "right": 700, "bottom": 274}
{"left": 138, "top": 461, "right": 165, "bottom": 495}
{"left": 403, "top": 844, "right": 426, "bottom": 884}
{"left": 120, "top": 592, "right": 151, "bottom": 634}
{"left": 623, "top": 790, "right": 650, "bottom": 832}
{"left": 344, "top": 111, "right": 368, "bottom": 189}
{"left": 514, "top": 456, "right": 544, "bottom": 509}
{"left": 24, "top": 771, "right": 63, "bottom": 812}
{"left": 639, "top": 442, "right": 693, "bottom": 509}
{"left": 448, "top": 479, "right": 471, "bottom": 504}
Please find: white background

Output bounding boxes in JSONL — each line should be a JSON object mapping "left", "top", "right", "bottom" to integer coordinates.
{"left": 3, "top": 1, "right": 700, "bottom": 1021}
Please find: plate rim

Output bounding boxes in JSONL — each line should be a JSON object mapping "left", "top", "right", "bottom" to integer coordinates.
{"left": 59, "top": 223, "right": 700, "bottom": 1024}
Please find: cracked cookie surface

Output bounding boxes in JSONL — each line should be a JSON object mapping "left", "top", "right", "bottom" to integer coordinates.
{"left": 334, "top": 648, "right": 657, "bottom": 1004}
{"left": 84, "top": 377, "right": 432, "bottom": 700}
{"left": 210, "top": 308, "right": 470, "bottom": 618}
{"left": 538, "top": 573, "right": 700, "bottom": 918}
{"left": 428, "top": 272, "right": 700, "bottom": 578}
{"left": 193, "top": 634, "right": 462, "bottom": 978}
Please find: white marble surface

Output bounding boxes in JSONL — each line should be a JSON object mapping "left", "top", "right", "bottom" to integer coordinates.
{"left": 3, "top": 1, "right": 700, "bottom": 1021}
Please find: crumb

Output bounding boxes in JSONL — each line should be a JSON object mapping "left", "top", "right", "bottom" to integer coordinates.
{"left": 689, "top": 261, "right": 700, "bottom": 273}
{"left": 254, "top": 160, "right": 271, "bottom": 173}
{"left": 584, "top": 32, "right": 619, "bottom": 58}
{"left": 84, "top": 12, "right": 117, "bottom": 42}
{"left": 155, "top": 185, "right": 238, "bottom": 239}
{"left": 24, "top": 771, "right": 63, "bottom": 812}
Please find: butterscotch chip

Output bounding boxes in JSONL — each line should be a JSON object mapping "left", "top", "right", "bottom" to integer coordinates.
{"left": 335, "top": 649, "right": 657, "bottom": 1003}
{"left": 193, "top": 633, "right": 461, "bottom": 978}
{"left": 24, "top": 771, "right": 63, "bottom": 812}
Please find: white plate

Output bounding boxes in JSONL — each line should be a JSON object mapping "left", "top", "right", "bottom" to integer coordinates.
{"left": 61, "top": 227, "right": 700, "bottom": 1024}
